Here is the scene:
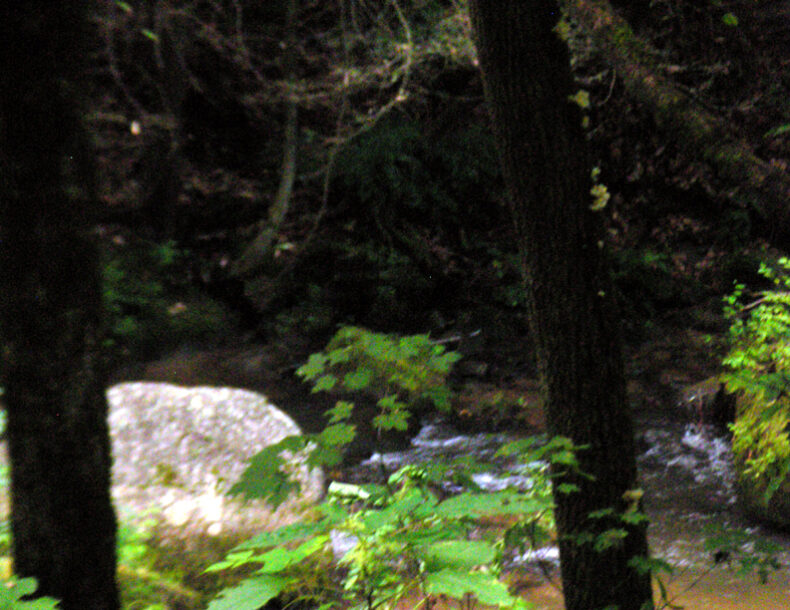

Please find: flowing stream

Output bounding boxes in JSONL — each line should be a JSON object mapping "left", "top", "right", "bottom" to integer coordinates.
{"left": 348, "top": 409, "right": 790, "bottom": 609}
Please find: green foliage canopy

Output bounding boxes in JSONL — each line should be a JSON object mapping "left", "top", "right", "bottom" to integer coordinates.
{"left": 723, "top": 258, "right": 790, "bottom": 500}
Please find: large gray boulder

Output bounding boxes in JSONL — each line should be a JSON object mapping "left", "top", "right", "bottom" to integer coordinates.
{"left": 108, "top": 382, "right": 323, "bottom": 542}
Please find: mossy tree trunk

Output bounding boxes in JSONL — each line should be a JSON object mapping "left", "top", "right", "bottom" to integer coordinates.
{"left": 467, "top": 2, "right": 653, "bottom": 609}
{"left": 566, "top": 0, "right": 790, "bottom": 237}
{"left": 0, "top": 4, "right": 120, "bottom": 609}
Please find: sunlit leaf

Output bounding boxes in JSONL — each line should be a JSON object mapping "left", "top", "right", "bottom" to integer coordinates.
{"left": 207, "top": 576, "right": 289, "bottom": 610}
{"left": 313, "top": 374, "right": 337, "bottom": 392}
{"left": 296, "top": 353, "right": 328, "bottom": 380}
{"left": 424, "top": 569, "right": 525, "bottom": 608}
{"left": 420, "top": 540, "right": 496, "bottom": 571}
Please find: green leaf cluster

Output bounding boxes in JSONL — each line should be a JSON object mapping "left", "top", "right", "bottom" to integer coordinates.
{"left": 298, "top": 326, "right": 461, "bottom": 432}
{"left": 232, "top": 328, "right": 460, "bottom": 508}
{"left": 219, "top": 340, "right": 619, "bottom": 608}
{"left": 229, "top": 436, "right": 309, "bottom": 507}
{"left": 723, "top": 258, "right": 790, "bottom": 499}
{"left": 209, "top": 457, "right": 557, "bottom": 609}
{"left": 230, "top": 418, "right": 355, "bottom": 507}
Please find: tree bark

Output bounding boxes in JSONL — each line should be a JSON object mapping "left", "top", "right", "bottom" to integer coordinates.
{"left": 467, "top": 2, "right": 653, "bottom": 609}
{"left": 0, "top": 4, "right": 120, "bottom": 609}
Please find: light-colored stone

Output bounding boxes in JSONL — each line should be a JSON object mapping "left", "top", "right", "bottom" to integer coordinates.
{"left": 108, "top": 382, "right": 323, "bottom": 541}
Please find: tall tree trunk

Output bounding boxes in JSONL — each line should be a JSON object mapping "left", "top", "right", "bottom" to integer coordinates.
{"left": 467, "top": 3, "right": 653, "bottom": 609}
{"left": 0, "top": 4, "right": 120, "bottom": 609}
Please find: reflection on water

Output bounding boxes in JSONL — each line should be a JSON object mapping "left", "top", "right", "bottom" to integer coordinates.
{"left": 353, "top": 413, "right": 790, "bottom": 608}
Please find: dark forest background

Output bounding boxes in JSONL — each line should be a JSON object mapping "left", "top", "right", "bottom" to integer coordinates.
{"left": 92, "top": 0, "right": 789, "bottom": 371}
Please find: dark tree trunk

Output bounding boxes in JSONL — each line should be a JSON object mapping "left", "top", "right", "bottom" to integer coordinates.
{"left": 0, "top": 4, "right": 120, "bottom": 609}
{"left": 467, "top": 2, "right": 653, "bottom": 609}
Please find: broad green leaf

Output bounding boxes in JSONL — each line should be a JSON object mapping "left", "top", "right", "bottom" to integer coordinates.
{"left": 362, "top": 489, "right": 434, "bottom": 529}
{"left": 421, "top": 540, "right": 496, "bottom": 571}
{"left": 373, "top": 409, "right": 409, "bottom": 431}
{"left": 319, "top": 423, "right": 356, "bottom": 446}
{"left": 594, "top": 528, "right": 628, "bottom": 552}
{"left": 377, "top": 395, "right": 400, "bottom": 410}
{"left": 207, "top": 575, "right": 290, "bottom": 610}
{"left": 308, "top": 441, "right": 345, "bottom": 468}
{"left": 233, "top": 520, "right": 333, "bottom": 552}
{"left": 343, "top": 368, "right": 373, "bottom": 390}
{"left": 397, "top": 335, "right": 422, "bottom": 358}
{"left": 326, "top": 400, "right": 354, "bottom": 423}
{"left": 424, "top": 569, "right": 526, "bottom": 608}
{"left": 313, "top": 374, "right": 337, "bottom": 392}
{"left": 297, "top": 353, "right": 328, "bottom": 380}
{"left": 327, "top": 347, "right": 351, "bottom": 365}
{"left": 437, "top": 490, "right": 550, "bottom": 518}
{"left": 229, "top": 436, "right": 306, "bottom": 506}
{"left": 257, "top": 535, "right": 329, "bottom": 573}
{"left": 205, "top": 550, "right": 255, "bottom": 572}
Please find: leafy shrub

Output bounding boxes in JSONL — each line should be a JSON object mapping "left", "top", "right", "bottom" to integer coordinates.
{"left": 297, "top": 326, "right": 461, "bottom": 431}
{"left": 208, "top": 438, "right": 578, "bottom": 610}
{"left": 207, "top": 328, "right": 570, "bottom": 608}
{"left": 230, "top": 327, "right": 461, "bottom": 507}
{"left": 723, "top": 258, "right": 790, "bottom": 499}
{"left": 206, "top": 325, "right": 668, "bottom": 609}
